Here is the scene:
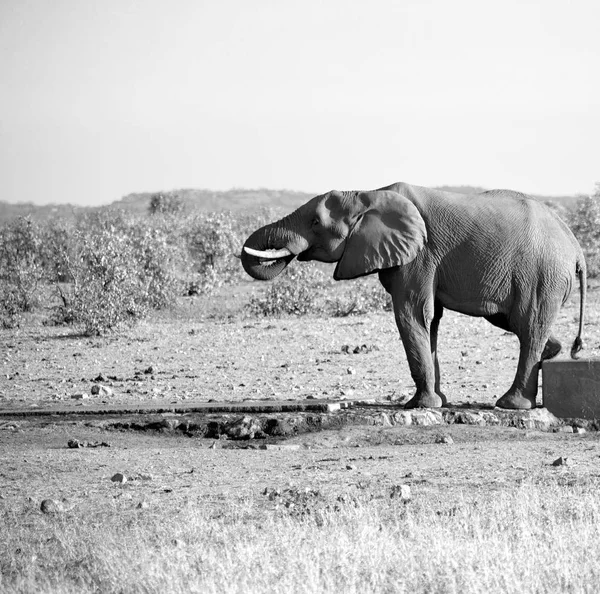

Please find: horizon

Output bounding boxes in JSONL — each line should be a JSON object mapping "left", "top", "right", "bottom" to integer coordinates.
{"left": 0, "top": 183, "right": 589, "bottom": 210}
{"left": 1, "top": 0, "right": 598, "bottom": 206}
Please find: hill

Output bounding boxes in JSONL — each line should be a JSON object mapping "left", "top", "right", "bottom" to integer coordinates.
{"left": 0, "top": 186, "right": 583, "bottom": 223}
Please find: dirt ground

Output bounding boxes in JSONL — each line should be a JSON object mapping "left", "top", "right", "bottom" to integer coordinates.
{"left": 0, "top": 281, "right": 598, "bottom": 512}
{"left": 1, "top": 281, "right": 598, "bottom": 412}
{"left": 1, "top": 420, "right": 600, "bottom": 518}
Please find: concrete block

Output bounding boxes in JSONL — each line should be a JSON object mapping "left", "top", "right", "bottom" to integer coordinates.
{"left": 542, "top": 359, "right": 600, "bottom": 419}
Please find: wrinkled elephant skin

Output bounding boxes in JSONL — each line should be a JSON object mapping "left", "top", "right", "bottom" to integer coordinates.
{"left": 241, "top": 182, "right": 586, "bottom": 410}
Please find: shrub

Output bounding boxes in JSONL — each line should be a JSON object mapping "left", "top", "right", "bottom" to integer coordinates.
{"left": 149, "top": 192, "right": 186, "bottom": 216}
{"left": 327, "top": 279, "right": 392, "bottom": 316}
{"left": 184, "top": 208, "right": 279, "bottom": 294}
{"left": 48, "top": 210, "right": 183, "bottom": 334}
{"left": 0, "top": 217, "right": 46, "bottom": 327}
{"left": 569, "top": 183, "right": 600, "bottom": 278}
{"left": 246, "top": 263, "right": 327, "bottom": 316}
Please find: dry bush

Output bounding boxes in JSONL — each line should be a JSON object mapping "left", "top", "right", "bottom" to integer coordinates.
{"left": 569, "top": 183, "right": 600, "bottom": 277}
{"left": 0, "top": 217, "right": 46, "bottom": 327}
{"left": 47, "top": 210, "right": 183, "bottom": 335}
{"left": 246, "top": 262, "right": 328, "bottom": 316}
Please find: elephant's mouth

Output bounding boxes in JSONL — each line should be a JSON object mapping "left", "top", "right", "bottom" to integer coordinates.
{"left": 241, "top": 245, "right": 297, "bottom": 281}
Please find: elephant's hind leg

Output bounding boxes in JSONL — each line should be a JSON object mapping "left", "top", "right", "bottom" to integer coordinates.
{"left": 495, "top": 299, "right": 562, "bottom": 410}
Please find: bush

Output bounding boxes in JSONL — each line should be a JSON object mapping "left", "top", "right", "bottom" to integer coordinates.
{"left": 327, "top": 279, "right": 392, "bottom": 316}
{"left": 246, "top": 263, "right": 327, "bottom": 316}
{"left": 184, "top": 208, "right": 279, "bottom": 295}
{"left": 569, "top": 184, "right": 600, "bottom": 278}
{"left": 47, "top": 210, "right": 183, "bottom": 335}
{"left": 0, "top": 217, "right": 48, "bottom": 327}
{"left": 149, "top": 192, "right": 186, "bottom": 216}
{"left": 246, "top": 262, "right": 392, "bottom": 318}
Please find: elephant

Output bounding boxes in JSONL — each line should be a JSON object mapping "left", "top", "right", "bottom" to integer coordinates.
{"left": 241, "top": 182, "right": 586, "bottom": 410}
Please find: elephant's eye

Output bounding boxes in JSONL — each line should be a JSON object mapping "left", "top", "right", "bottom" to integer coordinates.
{"left": 311, "top": 218, "right": 321, "bottom": 229}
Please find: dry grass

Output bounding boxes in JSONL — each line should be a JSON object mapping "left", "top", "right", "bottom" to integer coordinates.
{"left": 2, "top": 478, "right": 599, "bottom": 594}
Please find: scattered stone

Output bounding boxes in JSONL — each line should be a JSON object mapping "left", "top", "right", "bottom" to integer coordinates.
{"left": 341, "top": 344, "right": 379, "bottom": 354}
{"left": 67, "top": 439, "right": 111, "bottom": 448}
{"left": 143, "top": 366, "right": 154, "bottom": 375}
{"left": 91, "top": 384, "right": 113, "bottom": 396}
{"left": 40, "top": 499, "right": 64, "bottom": 514}
{"left": 554, "top": 425, "right": 574, "bottom": 433}
{"left": 346, "top": 463, "right": 356, "bottom": 471}
{"left": 111, "top": 473, "right": 127, "bottom": 483}
{"left": 93, "top": 374, "right": 106, "bottom": 382}
{"left": 390, "top": 484, "right": 412, "bottom": 502}
{"left": 347, "top": 367, "right": 356, "bottom": 375}
{"left": 136, "top": 501, "right": 149, "bottom": 509}
{"left": 70, "top": 393, "right": 89, "bottom": 400}
{"left": 552, "top": 457, "right": 570, "bottom": 467}
{"left": 129, "top": 473, "right": 153, "bottom": 481}
{"left": 436, "top": 435, "right": 454, "bottom": 444}
{"left": 574, "top": 427, "right": 587, "bottom": 434}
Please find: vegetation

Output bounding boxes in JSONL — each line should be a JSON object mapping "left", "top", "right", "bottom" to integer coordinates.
{"left": 1, "top": 479, "right": 599, "bottom": 593}
{"left": 0, "top": 186, "right": 596, "bottom": 332}
{"left": 568, "top": 183, "right": 600, "bottom": 278}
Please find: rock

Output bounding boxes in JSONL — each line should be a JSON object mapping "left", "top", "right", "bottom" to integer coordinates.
{"left": 390, "top": 484, "right": 412, "bottom": 502}
{"left": 259, "top": 444, "right": 301, "bottom": 451}
{"left": 499, "top": 408, "right": 560, "bottom": 431}
{"left": 554, "top": 425, "right": 574, "bottom": 433}
{"left": 91, "top": 384, "right": 113, "bottom": 396}
{"left": 70, "top": 393, "right": 89, "bottom": 400}
{"left": 143, "top": 366, "right": 154, "bottom": 375}
{"left": 574, "top": 427, "right": 587, "bottom": 434}
{"left": 137, "top": 501, "right": 149, "bottom": 509}
{"left": 225, "top": 416, "right": 264, "bottom": 440}
{"left": 161, "top": 418, "right": 180, "bottom": 430}
{"left": 393, "top": 409, "right": 443, "bottom": 427}
{"left": 552, "top": 457, "right": 569, "bottom": 467}
{"left": 436, "top": 435, "right": 454, "bottom": 444}
{"left": 68, "top": 439, "right": 111, "bottom": 448}
{"left": 111, "top": 473, "right": 127, "bottom": 483}
{"left": 346, "top": 464, "right": 356, "bottom": 471}
{"left": 40, "top": 499, "right": 64, "bottom": 514}
{"left": 347, "top": 367, "right": 356, "bottom": 375}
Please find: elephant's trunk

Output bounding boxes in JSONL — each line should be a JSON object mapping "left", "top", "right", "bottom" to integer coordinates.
{"left": 241, "top": 223, "right": 301, "bottom": 281}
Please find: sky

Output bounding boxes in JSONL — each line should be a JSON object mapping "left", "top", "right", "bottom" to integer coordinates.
{"left": 1, "top": 0, "right": 599, "bottom": 206}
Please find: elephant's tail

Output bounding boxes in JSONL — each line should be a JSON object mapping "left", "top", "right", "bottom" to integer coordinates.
{"left": 570, "top": 260, "right": 586, "bottom": 359}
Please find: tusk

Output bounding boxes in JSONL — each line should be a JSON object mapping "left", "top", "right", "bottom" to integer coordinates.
{"left": 243, "top": 246, "right": 293, "bottom": 259}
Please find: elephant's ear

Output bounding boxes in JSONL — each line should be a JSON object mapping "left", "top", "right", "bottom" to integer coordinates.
{"left": 334, "top": 190, "right": 427, "bottom": 280}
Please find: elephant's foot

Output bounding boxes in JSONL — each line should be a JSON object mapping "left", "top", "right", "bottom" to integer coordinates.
{"left": 405, "top": 392, "right": 444, "bottom": 409}
{"left": 541, "top": 337, "right": 562, "bottom": 361}
{"left": 495, "top": 391, "right": 536, "bottom": 410}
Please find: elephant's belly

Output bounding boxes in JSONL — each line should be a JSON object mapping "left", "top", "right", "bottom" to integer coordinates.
{"left": 436, "top": 284, "right": 510, "bottom": 317}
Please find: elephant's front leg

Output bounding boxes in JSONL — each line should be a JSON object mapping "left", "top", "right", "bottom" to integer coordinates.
{"left": 394, "top": 302, "right": 444, "bottom": 409}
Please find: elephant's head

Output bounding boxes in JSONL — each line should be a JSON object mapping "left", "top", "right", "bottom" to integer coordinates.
{"left": 241, "top": 189, "right": 428, "bottom": 281}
